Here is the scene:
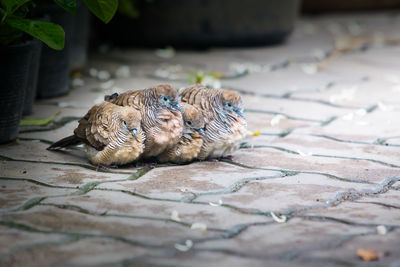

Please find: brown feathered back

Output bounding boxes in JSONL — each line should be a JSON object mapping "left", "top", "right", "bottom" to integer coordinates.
{"left": 157, "top": 102, "right": 205, "bottom": 163}
{"left": 105, "top": 84, "right": 183, "bottom": 158}
{"left": 179, "top": 84, "right": 247, "bottom": 159}
{"left": 48, "top": 102, "right": 144, "bottom": 166}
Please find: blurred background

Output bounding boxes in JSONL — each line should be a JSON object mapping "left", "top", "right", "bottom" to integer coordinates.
{"left": 3, "top": 0, "right": 400, "bottom": 143}
{"left": 89, "top": 0, "right": 400, "bottom": 48}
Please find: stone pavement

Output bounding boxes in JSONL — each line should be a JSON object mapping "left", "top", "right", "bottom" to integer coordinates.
{"left": 1, "top": 12, "right": 400, "bottom": 266}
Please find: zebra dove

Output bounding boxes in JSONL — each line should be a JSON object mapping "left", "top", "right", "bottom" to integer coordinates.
{"left": 179, "top": 84, "right": 247, "bottom": 160}
{"left": 47, "top": 101, "right": 144, "bottom": 166}
{"left": 157, "top": 102, "right": 205, "bottom": 163}
{"left": 105, "top": 84, "right": 183, "bottom": 158}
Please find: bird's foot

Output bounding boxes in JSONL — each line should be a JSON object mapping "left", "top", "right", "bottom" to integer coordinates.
{"left": 135, "top": 161, "right": 157, "bottom": 169}
{"left": 221, "top": 155, "right": 234, "bottom": 161}
{"left": 95, "top": 164, "right": 118, "bottom": 171}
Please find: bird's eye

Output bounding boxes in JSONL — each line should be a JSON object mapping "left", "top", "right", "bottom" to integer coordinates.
{"left": 122, "top": 120, "right": 127, "bottom": 126}
{"left": 226, "top": 102, "right": 233, "bottom": 108}
{"left": 163, "top": 96, "right": 170, "bottom": 103}
{"left": 187, "top": 121, "right": 192, "bottom": 125}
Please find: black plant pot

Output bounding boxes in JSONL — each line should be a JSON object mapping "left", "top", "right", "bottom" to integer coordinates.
{"left": 36, "top": 5, "right": 73, "bottom": 98}
{"left": 94, "top": 0, "right": 300, "bottom": 47}
{"left": 0, "top": 40, "right": 35, "bottom": 143}
{"left": 23, "top": 38, "right": 42, "bottom": 115}
{"left": 70, "top": 3, "right": 90, "bottom": 71}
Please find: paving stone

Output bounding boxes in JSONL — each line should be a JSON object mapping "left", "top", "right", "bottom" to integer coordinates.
{"left": 245, "top": 112, "right": 318, "bottom": 135}
{"left": 242, "top": 94, "right": 355, "bottom": 122}
{"left": 195, "top": 173, "right": 373, "bottom": 212}
{"left": 0, "top": 227, "right": 66, "bottom": 261}
{"left": 97, "top": 162, "right": 279, "bottom": 200}
{"left": 40, "top": 190, "right": 270, "bottom": 230}
{"left": 264, "top": 134, "right": 400, "bottom": 167}
{"left": 194, "top": 218, "right": 370, "bottom": 258}
{"left": 294, "top": 108, "right": 400, "bottom": 143}
{"left": 0, "top": 140, "right": 87, "bottom": 165}
{"left": 0, "top": 235, "right": 154, "bottom": 267}
{"left": 0, "top": 140, "right": 136, "bottom": 174}
{"left": 0, "top": 161, "right": 132, "bottom": 187}
{"left": 143, "top": 251, "right": 293, "bottom": 267}
{"left": 232, "top": 148, "right": 400, "bottom": 182}
{"left": 305, "top": 200, "right": 400, "bottom": 226}
{"left": 356, "top": 190, "right": 400, "bottom": 209}
{"left": 304, "top": 228, "right": 400, "bottom": 267}
{"left": 1, "top": 11, "right": 400, "bottom": 266}
{"left": 0, "top": 179, "right": 75, "bottom": 210}
{"left": 1, "top": 206, "right": 216, "bottom": 245}
{"left": 19, "top": 121, "right": 79, "bottom": 143}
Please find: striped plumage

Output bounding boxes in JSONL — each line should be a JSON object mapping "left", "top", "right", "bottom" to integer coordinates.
{"left": 157, "top": 103, "right": 205, "bottom": 163}
{"left": 105, "top": 84, "right": 183, "bottom": 158}
{"left": 179, "top": 84, "right": 247, "bottom": 160}
{"left": 47, "top": 102, "right": 144, "bottom": 166}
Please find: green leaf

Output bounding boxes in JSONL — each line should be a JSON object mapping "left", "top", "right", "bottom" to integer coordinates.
{"left": 53, "top": 0, "right": 77, "bottom": 14}
{"left": 6, "top": 18, "right": 65, "bottom": 50}
{"left": 118, "top": 0, "right": 139, "bottom": 19}
{"left": 20, "top": 111, "right": 61, "bottom": 126}
{"left": 83, "top": 0, "right": 118, "bottom": 24}
{"left": 1, "top": 0, "right": 30, "bottom": 14}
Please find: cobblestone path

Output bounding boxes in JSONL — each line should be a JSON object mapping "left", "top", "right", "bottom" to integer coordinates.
{"left": 1, "top": 13, "right": 400, "bottom": 266}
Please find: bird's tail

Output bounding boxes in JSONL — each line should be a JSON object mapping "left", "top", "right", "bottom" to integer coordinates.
{"left": 104, "top": 92, "right": 119, "bottom": 101}
{"left": 47, "top": 135, "right": 82, "bottom": 151}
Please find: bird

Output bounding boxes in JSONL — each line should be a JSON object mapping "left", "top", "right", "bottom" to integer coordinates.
{"left": 47, "top": 101, "right": 144, "bottom": 166}
{"left": 104, "top": 84, "right": 183, "bottom": 158}
{"left": 157, "top": 102, "right": 205, "bottom": 163}
{"left": 179, "top": 84, "right": 247, "bottom": 160}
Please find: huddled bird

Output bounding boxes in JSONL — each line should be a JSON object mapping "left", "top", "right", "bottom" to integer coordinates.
{"left": 179, "top": 84, "right": 247, "bottom": 160}
{"left": 105, "top": 84, "right": 183, "bottom": 158}
{"left": 157, "top": 102, "right": 205, "bottom": 164}
{"left": 47, "top": 101, "right": 144, "bottom": 166}
{"left": 48, "top": 84, "right": 247, "bottom": 166}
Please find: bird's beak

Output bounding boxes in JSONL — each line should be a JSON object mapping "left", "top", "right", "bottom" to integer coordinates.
{"left": 236, "top": 109, "right": 246, "bottom": 119}
{"left": 198, "top": 128, "right": 205, "bottom": 136}
{"left": 131, "top": 129, "right": 138, "bottom": 141}
{"left": 172, "top": 103, "right": 182, "bottom": 112}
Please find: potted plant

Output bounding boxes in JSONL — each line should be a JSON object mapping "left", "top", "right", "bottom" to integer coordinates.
{"left": 35, "top": 0, "right": 119, "bottom": 98}
{"left": 0, "top": 0, "right": 65, "bottom": 143}
{"left": 0, "top": 0, "right": 118, "bottom": 143}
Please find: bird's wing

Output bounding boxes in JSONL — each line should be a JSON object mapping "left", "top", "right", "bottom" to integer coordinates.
{"left": 106, "top": 90, "right": 143, "bottom": 110}
{"left": 76, "top": 104, "right": 112, "bottom": 150}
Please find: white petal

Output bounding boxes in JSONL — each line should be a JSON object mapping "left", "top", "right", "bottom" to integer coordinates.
{"left": 155, "top": 47, "right": 175, "bottom": 59}
{"left": 271, "top": 212, "right": 287, "bottom": 223}
{"left": 171, "top": 210, "right": 181, "bottom": 222}
{"left": 209, "top": 199, "right": 223, "bottom": 206}
{"left": 300, "top": 64, "right": 318, "bottom": 75}
{"left": 115, "top": 65, "right": 131, "bottom": 78}
{"left": 89, "top": 68, "right": 98, "bottom": 77}
{"left": 355, "top": 109, "right": 367, "bottom": 116}
{"left": 270, "top": 114, "right": 287, "bottom": 126}
{"left": 191, "top": 223, "right": 207, "bottom": 231}
{"left": 72, "top": 78, "right": 85, "bottom": 87}
{"left": 342, "top": 113, "right": 354, "bottom": 121}
{"left": 174, "top": 240, "right": 193, "bottom": 252}
{"left": 98, "top": 70, "right": 111, "bottom": 81}
{"left": 377, "top": 225, "right": 388, "bottom": 235}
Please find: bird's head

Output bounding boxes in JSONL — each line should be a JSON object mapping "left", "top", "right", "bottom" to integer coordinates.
{"left": 181, "top": 103, "right": 206, "bottom": 136}
{"left": 119, "top": 107, "right": 142, "bottom": 141}
{"left": 220, "top": 89, "right": 245, "bottom": 119}
{"left": 154, "top": 84, "right": 182, "bottom": 113}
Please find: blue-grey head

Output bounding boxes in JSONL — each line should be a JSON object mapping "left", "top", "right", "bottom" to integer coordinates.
{"left": 221, "top": 89, "right": 245, "bottom": 119}
{"left": 154, "top": 84, "right": 182, "bottom": 112}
